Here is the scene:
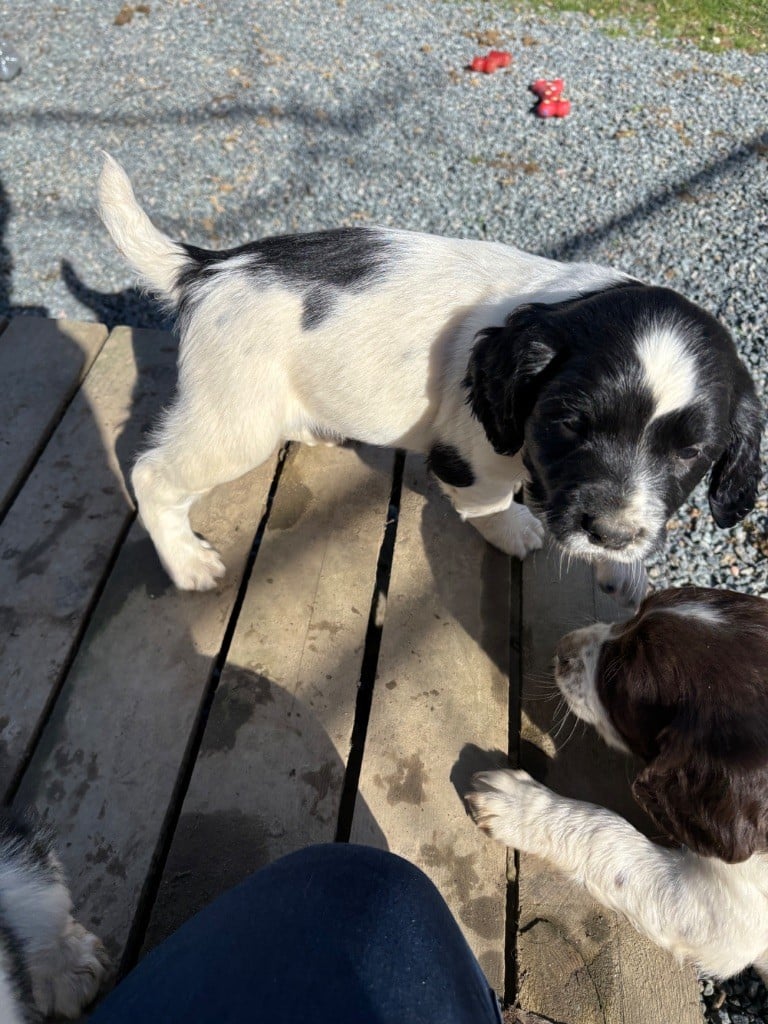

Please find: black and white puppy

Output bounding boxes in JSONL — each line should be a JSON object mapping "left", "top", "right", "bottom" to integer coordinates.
{"left": 0, "top": 812, "right": 108, "bottom": 1022}
{"left": 98, "top": 155, "right": 762, "bottom": 598}
{"left": 468, "top": 586, "right": 768, "bottom": 981}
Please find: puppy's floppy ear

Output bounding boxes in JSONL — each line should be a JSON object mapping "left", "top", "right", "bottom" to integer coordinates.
{"left": 708, "top": 364, "right": 764, "bottom": 528}
{"left": 464, "top": 304, "right": 563, "bottom": 456}
{"left": 632, "top": 727, "right": 768, "bottom": 863}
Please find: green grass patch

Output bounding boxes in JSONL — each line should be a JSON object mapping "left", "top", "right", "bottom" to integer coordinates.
{"left": 521, "top": 0, "right": 768, "bottom": 51}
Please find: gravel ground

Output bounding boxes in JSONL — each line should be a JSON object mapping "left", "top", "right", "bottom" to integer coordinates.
{"left": 1, "top": 2, "right": 767, "bottom": 1020}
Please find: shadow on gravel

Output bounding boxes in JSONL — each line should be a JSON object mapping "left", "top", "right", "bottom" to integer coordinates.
{"left": 61, "top": 259, "right": 172, "bottom": 330}
{"left": 53, "top": 124, "right": 768, "bottom": 333}
{"left": 5, "top": 89, "right": 417, "bottom": 135}
{"left": 546, "top": 128, "right": 768, "bottom": 268}
{"left": 0, "top": 176, "right": 48, "bottom": 318}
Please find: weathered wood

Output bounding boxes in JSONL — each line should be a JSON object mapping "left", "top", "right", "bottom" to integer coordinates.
{"left": 0, "top": 315, "right": 708, "bottom": 1022}
{"left": 143, "top": 441, "right": 394, "bottom": 950}
{"left": 351, "top": 454, "right": 510, "bottom": 994}
{"left": 516, "top": 548, "right": 701, "bottom": 1024}
{"left": 13, "top": 457, "right": 278, "bottom": 965}
{"left": 0, "top": 326, "right": 178, "bottom": 798}
{"left": 0, "top": 318, "right": 108, "bottom": 516}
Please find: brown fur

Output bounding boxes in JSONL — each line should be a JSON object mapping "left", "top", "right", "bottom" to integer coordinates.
{"left": 597, "top": 587, "right": 768, "bottom": 862}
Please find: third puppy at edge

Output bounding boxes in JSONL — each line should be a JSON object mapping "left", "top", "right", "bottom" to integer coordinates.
{"left": 98, "top": 155, "right": 763, "bottom": 600}
{"left": 470, "top": 586, "right": 768, "bottom": 981}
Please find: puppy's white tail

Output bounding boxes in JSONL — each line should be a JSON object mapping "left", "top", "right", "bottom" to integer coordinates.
{"left": 97, "top": 152, "right": 188, "bottom": 301}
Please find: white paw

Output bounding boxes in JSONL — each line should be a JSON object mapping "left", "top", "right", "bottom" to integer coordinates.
{"left": 466, "top": 769, "right": 545, "bottom": 849}
{"left": 508, "top": 507, "right": 546, "bottom": 560}
{"left": 595, "top": 560, "right": 649, "bottom": 610}
{"left": 32, "top": 921, "right": 110, "bottom": 1019}
{"left": 163, "top": 536, "right": 226, "bottom": 591}
{"left": 472, "top": 505, "right": 546, "bottom": 560}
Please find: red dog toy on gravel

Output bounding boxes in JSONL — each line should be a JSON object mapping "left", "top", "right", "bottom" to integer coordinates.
{"left": 530, "top": 78, "right": 571, "bottom": 117}
{"left": 469, "top": 50, "right": 512, "bottom": 74}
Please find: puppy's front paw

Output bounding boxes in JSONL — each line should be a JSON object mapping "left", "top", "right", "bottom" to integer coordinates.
{"left": 466, "top": 769, "right": 548, "bottom": 850}
{"left": 509, "top": 506, "right": 546, "bottom": 560}
{"left": 595, "top": 559, "right": 648, "bottom": 610}
{"left": 32, "top": 920, "right": 110, "bottom": 1019}
{"left": 164, "top": 536, "right": 226, "bottom": 591}
{"left": 472, "top": 505, "right": 546, "bottom": 560}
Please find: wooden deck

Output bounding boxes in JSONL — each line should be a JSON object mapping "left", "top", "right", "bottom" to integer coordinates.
{"left": 0, "top": 317, "right": 702, "bottom": 1023}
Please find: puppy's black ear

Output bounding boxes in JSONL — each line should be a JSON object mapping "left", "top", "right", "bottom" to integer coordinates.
{"left": 708, "top": 364, "right": 764, "bottom": 527}
{"left": 464, "top": 305, "right": 562, "bottom": 456}
{"left": 632, "top": 729, "right": 768, "bottom": 863}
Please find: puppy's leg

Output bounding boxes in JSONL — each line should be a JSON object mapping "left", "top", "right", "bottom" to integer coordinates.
{"left": 467, "top": 770, "right": 754, "bottom": 979}
{"left": 133, "top": 401, "right": 282, "bottom": 590}
{"left": 431, "top": 460, "right": 542, "bottom": 558}
{"left": 469, "top": 504, "right": 546, "bottom": 559}
{"left": 0, "top": 849, "right": 108, "bottom": 1018}
{"left": 594, "top": 558, "right": 649, "bottom": 609}
{"left": 28, "top": 911, "right": 109, "bottom": 1019}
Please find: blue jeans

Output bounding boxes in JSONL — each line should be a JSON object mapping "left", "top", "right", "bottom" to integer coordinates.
{"left": 91, "top": 843, "right": 503, "bottom": 1023}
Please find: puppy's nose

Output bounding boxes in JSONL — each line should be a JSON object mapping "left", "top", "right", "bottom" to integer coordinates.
{"left": 581, "top": 514, "right": 638, "bottom": 550}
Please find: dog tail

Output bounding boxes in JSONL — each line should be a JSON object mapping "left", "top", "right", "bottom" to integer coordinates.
{"left": 97, "top": 152, "right": 188, "bottom": 301}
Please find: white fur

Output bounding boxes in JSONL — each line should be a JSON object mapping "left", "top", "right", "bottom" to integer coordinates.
{"left": 637, "top": 321, "right": 698, "bottom": 422}
{"left": 469, "top": 769, "right": 768, "bottom": 981}
{"left": 470, "top": 603, "right": 768, "bottom": 980}
{"left": 98, "top": 152, "right": 188, "bottom": 299}
{"left": 99, "top": 155, "right": 695, "bottom": 593}
{"left": 0, "top": 945, "right": 25, "bottom": 1024}
{"left": 0, "top": 829, "right": 109, "bottom": 1019}
{"left": 659, "top": 602, "right": 726, "bottom": 627}
{"left": 555, "top": 621, "right": 629, "bottom": 751}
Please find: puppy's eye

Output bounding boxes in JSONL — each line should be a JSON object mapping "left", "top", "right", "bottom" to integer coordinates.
{"left": 559, "top": 415, "right": 588, "bottom": 440}
{"left": 676, "top": 445, "right": 701, "bottom": 462}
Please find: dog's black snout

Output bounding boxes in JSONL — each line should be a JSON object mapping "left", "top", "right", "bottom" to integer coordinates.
{"left": 581, "top": 514, "right": 639, "bottom": 550}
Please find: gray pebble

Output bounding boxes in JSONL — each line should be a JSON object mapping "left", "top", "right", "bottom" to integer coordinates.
{"left": 0, "top": 39, "right": 21, "bottom": 81}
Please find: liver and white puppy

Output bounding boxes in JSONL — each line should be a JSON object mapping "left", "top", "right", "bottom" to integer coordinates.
{"left": 98, "top": 155, "right": 762, "bottom": 597}
{"left": 0, "top": 812, "right": 108, "bottom": 1022}
{"left": 468, "top": 586, "right": 768, "bottom": 980}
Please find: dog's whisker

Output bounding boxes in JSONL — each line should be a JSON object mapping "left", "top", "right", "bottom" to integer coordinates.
{"left": 549, "top": 705, "right": 574, "bottom": 743}
{"left": 553, "top": 715, "right": 582, "bottom": 752}
{"left": 523, "top": 679, "right": 559, "bottom": 695}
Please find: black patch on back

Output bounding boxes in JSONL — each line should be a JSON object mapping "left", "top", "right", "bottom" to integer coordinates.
{"left": 243, "top": 228, "right": 390, "bottom": 289}
{"left": 302, "top": 285, "right": 335, "bottom": 331}
{"left": 178, "top": 228, "right": 392, "bottom": 330}
{"left": 427, "top": 444, "right": 476, "bottom": 488}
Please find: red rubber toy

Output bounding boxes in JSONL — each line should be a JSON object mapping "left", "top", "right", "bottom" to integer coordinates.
{"left": 469, "top": 49, "right": 512, "bottom": 74}
{"left": 530, "top": 78, "right": 571, "bottom": 117}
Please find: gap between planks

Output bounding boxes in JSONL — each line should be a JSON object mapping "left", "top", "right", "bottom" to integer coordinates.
{"left": 119, "top": 444, "right": 292, "bottom": 974}
{"left": 139, "top": 441, "right": 398, "bottom": 956}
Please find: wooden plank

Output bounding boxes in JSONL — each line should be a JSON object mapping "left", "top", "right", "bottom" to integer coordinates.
{"left": 143, "top": 441, "right": 394, "bottom": 950}
{"left": 0, "top": 318, "right": 108, "bottom": 516}
{"left": 13, "top": 456, "right": 278, "bottom": 965}
{"left": 516, "top": 548, "right": 701, "bottom": 1024}
{"left": 0, "top": 325, "right": 179, "bottom": 798}
{"left": 351, "top": 454, "right": 510, "bottom": 994}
